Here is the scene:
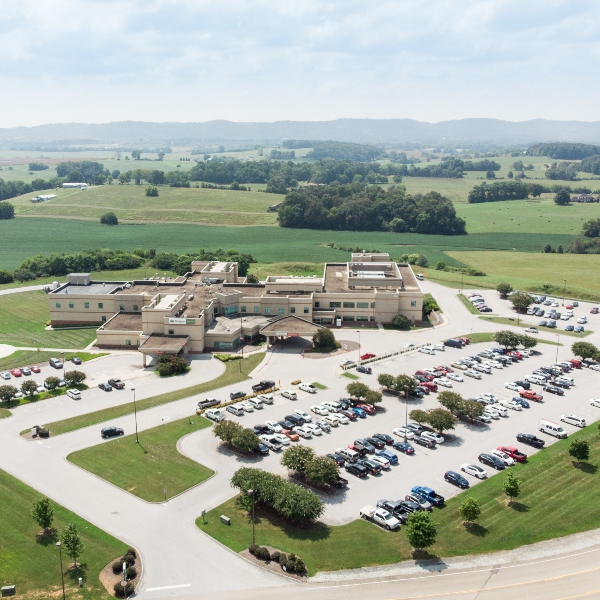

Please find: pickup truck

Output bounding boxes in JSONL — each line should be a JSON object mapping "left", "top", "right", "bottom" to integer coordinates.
{"left": 359, "top": 505, "right": 400, "bottom": 530}
{"left": 410, "top": 486, "right": 445, "bottom": 507}
{"left": 252, "top": 380, "right": 275, "bottom": 393}
{"left": 198, "top": 398, "right": 220, "bottom": 410}
{"left": 497, "top": 445, "right": 528, "bottom": 463}
{"left": 108, "top": 378, "right": 125, "bottom": 390}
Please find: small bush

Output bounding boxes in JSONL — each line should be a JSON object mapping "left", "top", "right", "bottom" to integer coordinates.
{"left": 126, "top": 547, "right": 137, "bottom": 558}
{"left": 292, "top": 558, "right": 306, "bottom": 574}
{"left": 248, "top": 543, "right": 259, "bottom": 556}
{"left": 100, "top": 212, "right": 118, "bottom": 225}
{"left": 279, "top": 557, "right": 289, "bottom": 571}
{"left": 39, "top": 429, "right": 50, "bottom": 438}
{"left": 111, "top": 562, "right": 122, "bottom": 575}
{"left": 126, "top": 566, "right": 137, "bottom": 580}
{"left": 270, "top": 551, "right": 281, "bottom": 563}
{"left": 122, "top": 553, "right": 135, "bottom": 567}
{"left": 113, "top": 582, "right": 135, "bottom": 597}
{"left": 256, "top": 546, "right": 270, "bottom": 561}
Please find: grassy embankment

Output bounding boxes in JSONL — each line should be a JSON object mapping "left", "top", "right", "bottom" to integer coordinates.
{"left": 0, "top": 468, "right": 127, "bottom": 599}
{"left": 199, "top": 422, "right": 600, "bottom": 576}
{"left": 42, "top": 352, "right": 265, "bottom": 436}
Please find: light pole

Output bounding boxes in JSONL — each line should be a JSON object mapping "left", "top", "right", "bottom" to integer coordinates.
{"left": 56, "top": 541, "right": 66, "bottom": 600}
{"left": 248, "top": 489, "right": 255, "bottom": 545}
{"left": 556, "top": 335, "right": 560, "bottom": 365}
{"left": 563, "top": 280, "right": 566, "bottom": 306}
{"left": 61, "top": 352, "right": 65, "bottom": 380}
{"left": 131, "top": 387, "right": 139, "bottom": 443}
{"left": 358, "top": 329, "right": 361, "bottom": 361}
{"left": 404, "top": 397, "right": 408, "bottom": 442}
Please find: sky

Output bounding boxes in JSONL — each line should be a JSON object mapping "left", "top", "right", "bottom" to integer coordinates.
{"left": 0, "top": 0, "right": 599, "bottom": 127}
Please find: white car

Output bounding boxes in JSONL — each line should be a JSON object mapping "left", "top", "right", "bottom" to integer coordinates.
{"left": 521, "top": 349, "right": 532, "bottom": 357}
{"left": 339, "top": 359, "right": 353, "bottom": 366}
{"left": 491, "top": 449, "right": 515, "bottom": 466}
{"left": 560, "top": 414, "right": 586, "bottom": 427}
{"left": 0, "top": 371, "right": 10, "bottom": 380}
{"left": 447, "top": 372, "right": 464, "bottom": 382}
{"left": 259, "top": 435, "right": 282, "bottom": 451}
{"left": 524, "top": 327, "right": 538, "bottom": 334}
{"left": 294, "top": 426, "right": 313, "bottom": 439}
{"left": 66, "top": 389, "right": 81, "bottom": 400}
{"left": 475, "top": 412, "right": 492, "bottom": 423}
{"left": 493, "top": 405, "right": 508, "bottom": 417}
{"left": 484, "top": 407, "right": 500, "bottom": 419}
{"left": 304, "top": 423, "right": 323, "bottom": 436}
{"left": 36, "top": 384, "right": 45, "bottom": 393}
{"left": 257, "top": 394, "right": 274, "bottom": 404}
{"left": 461, "top": 463, "right": 488, "bottom": 479}
{"left": 436, "top": 377, "right": 453, "bottom": 388}
{"left": 590, "top": 399, "right": 600, "bottom": 408}
{"left": 474, "top": 364, "right": 491, "bottom": 374}
{"left": 590, "top": 364, "right": 600, "bottom": 372}
{"left": 337, "top": 414, "right": 349, "bottom": 424}
{"left": 560, "top": 314, "right": 570, "bottom": 321}
{"left": 500, "top": 399, "right": 522, "bottom": 411}
{"left": 505, "top": 382, "right": 524, "bottom": 392}
{"left": 299, "top": 383, "right": 317, "bottom": 394}
{"left": 321, "top": 401, "right": 341, "bottom": 412}
{"left": 465, "top": 369, "right": 482, "bottom": 379}
{"left": 419, "top": 347, "right": 435, "bottom": 355}
{"left": 371, "top": 455, "right": 391, "bottom": 470}
{"left": 323, "top": 415, "right": 340, "bottom": 427}
{"left": 311, "top": 405, "right": 329, "bottom": 416}
{"left": 577, "top": 317, "right": 588, "bottom": 324}
{"left": 248, "top": 397, "right": 264, "bottom": 409}
{"left": 421, "top": 431, "right": 445, "bottom": 444}
{"left": 271, "top": 433, "right": 291, "bottom": 446}
{"left": 281, "top": 390, "right": 297, "bottom": 400}
{"left": 240, "top": 400, "right": 254, "bottom": 412}
{"left": 404, "top": 342, "right": 416, "bottom": 348}
{"left": 392, "top": 426, "right": 415, "bottom": 439}
{"left": 293, "top": 409, "right": 311, "bottom": 422}
{"left": 451, "top": 362, "right": 468, "bottom": 370}
{"left": 551, "top": 301, "right": 559, "bottom": 307}
{"left": 265, "top": 420, "right": 283, "bottom": 433}
{"left": 486, "top": 360, "right": 503, "bottom": 369}
{"left": 480, "top": 393, "right": 500, "bottom": 403}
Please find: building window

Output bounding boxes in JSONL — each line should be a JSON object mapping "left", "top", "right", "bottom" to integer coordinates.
{"left": 279, "top": 308, "right": 285, "bottom": 315}
{"left": 224, "top": 305, "right": 238, "bottom": 315}
{"left": 343, "top": 302, "right": 355, "bottom": 309}
{"left": 136, "top": 339, "right": 140, "bottom": 346}
{"left": 101, "top": 316, "right": 106, "bottom": 322}
{"left": 342, "top": 315, "right": 355, "bottom": 321}
{"left": 357, "top": 302, "right": 369, "bottom": 309}
{"left": 125, "top": 339, "right": 131, "bottom": 346}
{"left": 98, "top": 302, "right": 103, "bottom": 309}
{"left": 370, "top": 316, "right": 375, "bottom": 321}
{"left": 411, "top": 300, "right": 417, "bottom": 307}
{"left": 314, "top": 302, "right": 320, "bottom": 308}
{"left": 119, "top": 304, "right": 125, "bottom": 310}
{"left": 329, "top": 302, "right": 341, "bottom": 308}
{"left": 168, "top": 329, "right": 174, "bottom": 335}
{"left": 303, "top": 307, "right": 309, "bottom": 314}
{"left": 321, "top": 317, "right": 333, "bottom": 324}
{"left": 133, "top": 304, "right": 139, "bottom": 311}
{"left": 84, "top": 302, "right": 89, "bottom": 309}
{"left": 254, "top": 306, "right": 259, "bottom": 313}
{"left": 55, "top": 302, "right": 61, "bottom": 308}
{"left": 265, "top": 307, "right": 271, "bottom": 315}
{"left": 69, "top": 303, "right": 74, "bottom": 309}
{"left": 357, "top": 316, "right": 368, "bottom": 321}
{"left": 290, "top": 307, "right": 296, "bottom": 314}
{"left": 370, "top": 302, "right": 376, "bottom": 308}
{"left": 241, "top": 305, "right": 246, "bottom": 313}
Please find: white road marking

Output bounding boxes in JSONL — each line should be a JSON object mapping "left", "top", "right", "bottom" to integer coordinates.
{"left": 146, "top": 584, "right": 191, "bottom": 592}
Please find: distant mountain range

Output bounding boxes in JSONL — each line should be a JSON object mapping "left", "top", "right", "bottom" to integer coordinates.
{"left": 2, "top": 118, "right": 600, "bottom": 148}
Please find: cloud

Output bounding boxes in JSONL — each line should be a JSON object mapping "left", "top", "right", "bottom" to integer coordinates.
{"left": 0, "top": 0, "right": 598, "bottom": 125}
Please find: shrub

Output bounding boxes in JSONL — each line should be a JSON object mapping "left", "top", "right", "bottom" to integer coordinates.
{"left": 145, "top": 186, "right": 159, "bottom": 197}
{"left": 126, "top": 547, "right": 137, "bottom": 558}
{"left": 122, "top": 553, "right": 135, "bottom": 567}
{"left": 293, "top": 558, "right": 306, "bottom": 574}
{"left": 100, "top": 212, "right": 118, "bottom": 225}
{"left": 391, "top": 314, "right": 410, "bottom": 330}
{"left": 126, "top": 566, "right": 137, "bottom": 580}
{"left": 248, "top": 543, "right": 259, "bottom": 556}
{"left": 256, "top": 546, "right": 271, "bottom": 561}
{"left": 113, "top": 582, "right": 135, "bottom": 597}
{"left": 312, "top": 328, "right": 339, "bottom": 352}
{"left": 38, "top": 429, "right": 50, "bottom": 438}
{"left": 111, "top": 562, "right": 122, "bottom": 575}
{"left": 156, "top": 355, "right": 189, "bottom": 376}
{"left": 270, "top": 551, "right": 281, "bottom": 563}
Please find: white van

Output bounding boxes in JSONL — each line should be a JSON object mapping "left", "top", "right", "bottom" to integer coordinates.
{"left": 494, "top": 405, "right": 508, "bottom": 417}
{"left": 431, "top": 344, "right": 445, "bottom": 352}
{"left": 560, "top": 414, "right": 586, "bottom": 428}
{"left": 525, "top": 375, "right": 547, "bottom": 386}
{"left": 539, "top": 419, "right": 567, "bottom": 438}
{"left": 66, "top": 389, "right": 81, "bottom": 400}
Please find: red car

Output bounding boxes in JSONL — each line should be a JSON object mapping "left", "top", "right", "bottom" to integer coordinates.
{"left": 356, "top": 403, "right": 376, "bottom": 415}
{"left": 282, "top": 429, "right": 300, "bottom": 442}
{"left": 508, "top": 351, "right": 523, "bottom": 360}
{"left": 420, "top": 381, "right": 438, "bottom": 392}
{"left": 460, "top": 337, "right": 471, "bottom": 345}
{"left": 360, "top": 353, "right": 376, "bottom": 360}
{"left": 415, "top": 370, "right": 435, "bottom": 381}
{"left": 30, "top": 365, "right": 41, "bottom": 373}
{"left": 435, "top": 365, "right": 454, "bottom": 374}
{"left": 497, "top": 446, "right": 528, "bottom": 463}
{"left": 10, "top": 368, "right": 22, "bottom": 377}
{"left": 565, "top": 304, "right": 574, "bottom": 310}
{"left": 569, "top": 359, "right": 582, "bottom": 369}
{"left": 520, "top": 389, "right": 543, "bottom": 402}
{"left": 418, "top": 385, "right": 431, "bottom": 395}
{"left": 591, "top": 307, "right": 599, "bottom": 314}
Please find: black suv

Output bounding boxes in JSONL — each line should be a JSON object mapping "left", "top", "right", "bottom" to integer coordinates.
{"left": 365, "top": 436, "right": 385, "bottom": 449}
{"left": 357, "top": 458, "right": 382, "bottom": 475}
{"left": 409, "top": 388, "right": 425, "bottom": 398}
{"left": 284, "top": 414, "right": 304, "bottom": 426}
{"left": 230, "top": 391, "right": 245, "bottom": 400}
{"left": 356, "top": 365, "right": 372, "bottom": 374}
{"left": 251, "top": 380, "right": 275, "bottom": 393}
{"left": 372, "top": 433, "right": 393, "bottom": 445}
{"left": 101, "top": 426, "right": 124, "bottom": 438}
{"left": 252, "top": 424, "right": 270, "bottom": 435}
{"left": 479, "top": 453, "right": 505, "bottom": 470}
{"left": 345, "top": 463, "right": 368, "bottom": 478}
{"left": 326, "top": 453, "right": 346, "bottom": 467}
{"left": 251, "top": 443, "right": 270, "bottom": 456}
{"left": 108, "top": 378, "right": 125, "bottom": 390}
{"left": 517, "top": 433, "right": 545, "bottom": 448}
{"left": 514, "top": 380, "right": 530, "bottom": 390}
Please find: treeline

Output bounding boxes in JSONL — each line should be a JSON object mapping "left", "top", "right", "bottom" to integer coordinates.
{"left": 3, "top": 248, "right": 256, "bottom": 283}
{"left": 0, "top": 177, "right": 56, "bottom": 200}
{"left": 528, "top": 142, "right": 600, "bottom": 160}
{"left": 308, "top": 141, "right": 384, "bottom": 162}
{"left": 545, "top": 162, "right": 578, "bottom": 181}
{"left": 580, "top": 155, "right": 600, "bottom": 175}
{"left": 278, "top": 183, "right": 466, "bottom": 235}
{"left": 56, "top": 161, "right": 108, "bottom": 183}
{"left": 269, "top": 149, "right": 295, "bottom": 160}
{"left": 117, "top": 169, "right": 190, "bottom": 187}
{"left": 468, "top": 181, "right": 529, "bottom": 203}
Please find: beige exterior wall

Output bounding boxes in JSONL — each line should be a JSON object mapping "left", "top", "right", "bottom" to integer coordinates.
{"left": 96, "top": 328, "right": 142, "bottom": 349}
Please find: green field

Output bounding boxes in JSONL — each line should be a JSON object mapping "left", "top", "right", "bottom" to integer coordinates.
{"left": 43, "top": 352, "right": 265, "bottom": 436}
{"left": 0, "top": 350, "right": 105, "bottom": 372}
{"left": 0, "top": 468, "right": 127, "bottom": 599}
{"left": 68, "top": 416, "right": 214, "bottom": 502}
{"left": 200, "top": 421, "right": 600, "bottom": 576}
{"left": 0, "top": 290, "right": 97, "bottom": 348}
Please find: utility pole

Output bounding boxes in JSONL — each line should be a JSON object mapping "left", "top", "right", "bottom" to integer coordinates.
{"left": 131, "top": 387, "right": 139, "bottom": 443}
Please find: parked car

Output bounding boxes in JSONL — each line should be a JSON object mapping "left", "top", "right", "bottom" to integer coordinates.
{"left": 353, "top": 438, "right": 376, "bottom": 453}
{"left": 70, "top": 356, "right": 82, "bottom": 365}
{"left": 259, "top": 435, "right": 282, "bottom": 451}
{"left": 299, "top": 383, "right": 317, "bottom": 394}
{"left": 357, "top": 458, "right": 382, "bottom": 475}
{"left": 376, "top": 449, "right": 398, "bottom": 465}
{"left": 490, "top": 449, "right": 515, "bottom": 466}
{"left": 351, "top": 407, "right": 367, "bottom": 419}
{"left": 361, "top": 353, "right": 376, "bottom": 360}
{"left": 101, "top": 426, "right": 124, "bottom": 438}
{"left": 293, "top": 409, "right": 312, "bottom": 422}
{"left": 248, "top": 397, "right": 264, "bottom": 410}
{"left": 227, "top": 404, "right": 245, "bottom": 416}
{"left": 543, "top": 384, "right": 565, "bottom": 396}
{"left": 520, "top": 389, "right": 543, "bottom": 402}
{"left": 516, "top": 433, "right": 545, "bottom": 448}
{"left": 461, "top": 463, "right": 488, "bottom": 479}
{"left": 323, "top": 415, "right": 340, "bottom": 427}
{"left": 345, "top": 463, "right": 368, "bottom": 478}
{"left": 405, "top": 493, "right": 433, "bottom": 511}
{"left": 447, "top": 372, "right": 464, "bottom": 382}
{"left": 326, "top": 453, "right": 346, "bottom": 466}
{"left": 356, "top": 365, "right": 372, "bottom": 374}
{"left": 444, "top": 471, "right": 470, "bottom": 489}
{"left": 66, "top": 389, "right": 81, "bottom": 400}
{"left": 421, "top": 431, "right": 445, "bottom": 444}
{"left": 512, "top": 397, "right": 530, "bottom": 409}
{"left": 372, "top": 432, "right": 394, "bottom": 445}
{"left": 356, "top": 403, "right": 376, "bottom": 415}
{"left": 590, "top": 399, "right": 600, "bottom": 408}
{"left": 413, "top": 435, "right": 436, "bottom": 449}
{"left": 230, "top": 390, "right": 245, "bottom": 400}
{"left": 392, "top": 441, "right": 415, "bottom": 454}
{"left": 281, "top": 429, "right": 300, "bottom": 442}
{"left": 205, "top": 409, "right": 226, "bottom": 422}
{"left": 479, "top": 453, "right": 506, "bottom": 470}
{"left": 305, "top": 423, "right": 323, "bottom": 436}
{"left": 392, "top": 426, "right": 415, "bottom": 439}
{"left": 560, "top": 414, "right": 586, "bottom": 428}
{"left": 20, "top": 367, "right": 32, "bottom": 376}
{"left": 251, "top": 380, "right": 275, "bottom": 393}
{"left": 465, "top": 369, "right": 482, "bottom": 379}
{"left": 505, "top": 382, "right": 524, "bottom": 392}
{"left": 311, "top": 405, "right": 329, "bottom": 416}
{"left": 49, "top": 358, "right": 63, "bottom": 369}
{"left": 295, "top": 426, "right": 313, "bottom": 439}
{"left": 252, "top": 443, "right": 270, "bottom": 456}
{"left": 265, "top": 420, "right": 283, "bottom": 433}
{"left": 281, "top": 390, "right": 297, "bottom": 400}
{"left": 98, "top": 383, "right": 113, "bottom": 392}
{"left": 497, "top": 446, "right": 528, "bottom": 462}
{"left": 10, "top": 368, "right": 22, "bottom": 377}
{"left": 240, "top": 401, "right": 255, "bottom": 413}
{"left": 0, "top": 371, "right": 11, "bottom": 380}
{"left": 574, "top": 326, "right": 585, "bottom": 333}
{"left": 339, "top": 359, "right": 354, "bottom": 367}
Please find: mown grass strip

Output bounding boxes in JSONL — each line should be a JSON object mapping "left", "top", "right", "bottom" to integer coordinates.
{"left": 42, "top": 352, "right": 265, "bottom": 437}
{"left": 457, "top": 293, "right": 483, "bottom": 315}
{"left": 0, "top": 408, "right": 11, "bottom": 419}
{"left": 200, "top": 420, "right": 600, "bottom": 576}
{"left": 68, "top": 416, "right": 214, "bottom": 502}
{"left": 467, "top": 332, "right": 560, "bottom": 346}
{"left": 479, "top": 316, "right": 592, "bottom": 338}
{"left": 0, "top": 349, "right": 107, "bottom": 372}
{"left": 0, "top": 468, "right": 128, "bottom": 599}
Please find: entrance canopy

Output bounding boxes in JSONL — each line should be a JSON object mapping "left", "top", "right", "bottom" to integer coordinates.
{"left": 259, "top": 315, "right": 322, "bottom": 337}
{"left": 139, "top": 333, "right": 189, "bottom": 354}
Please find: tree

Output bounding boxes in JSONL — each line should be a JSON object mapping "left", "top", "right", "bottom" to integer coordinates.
{"left": 437, "top": 391, "right": 464, "bottom": 414}
{"left": 145, "top": 186, "right": 159, "bottom": 197}
{"left": 569, "top": 439, "right": 590, "bottom": 466}
{"left": 312, "top": 328, "right": 338, "bottom": 352}
{"left": 0, "top": 385, "right": 18, "bottom": 402}
{"left": 62, "top": 524, "right": 84, "bottom": 567}
{"left": 131, "top": 150, "right": 142, "bottom": 160}
{"left": 459, "top": 497, "right": 481, "bottom": 525}
{"left": 582, "top": 218, "right": 600, "bottom": 238}
{"left": 158, "top": 152, "right": 165, "bottom": 161}
{"left": 0, "top": 269, "right": 14, "bottom": 284}
{"left": 272, "top": 482, "right": 324, "bottom": 523}
{"left": 459, "top": 399, "right": 485, "bottom": 421}
{"left": 213, "top": 420, "right": 243, "bottom": 444}
{"left": 391, "top": 314, "right": 410, "bottom": 330}
{"left": 409, "top": 409, "right": 429, "bottom": 424}
{"left": 493, "top": 330, "right": 522, "bottom": 350}
{"left": 44, "top": 377, "right": 61, "bottom": 391}
{"left": 364, "top": 389, "right": 383, "bottom": 406}
{"left": 100, "top": 212, "right": 118, "bottom": 225}
{"left": 519, "top": 334, "right": 538, "bottom": 350}
{"left": 246, "top": 273, "right": 259, "bottom": 283}
{"left": 156, "top": 355, "right": 188, "bottom": 376}
{"left": 496, "top": 282, "right": 513, "bottom": 298}
{"left": 305, "top": 456, "right": 340, "bottom": 486}
{"left": 393, "top": 374, "right": 418, "bottom": 398}
{"left": 503, "top": 472, "right": 521, "bottom": 505}
{"left": 231, "top": 428, "right": 260, "bottom": 453}
{"left": 31, "top": 497, "right": 54, "bottom": 533}
{"left": 0, "top": 202, "right": 15, "bottom": 220}
{"left": 543, "top": 243, "right": 552, "bottom": 253}
{"left": 21, "top": 379, "right": 39, "bottom": 396}
{"left": 554, "top": 189, "right": 571, "bottom": 205}
{"left": 572, "top": 341, "right": 599, "bottom": 361}
{"left": 425, "top": 408, "right": 457, "bottom": 435}
{"left": 280, "top": 445, "right": 316, "bottom": 474}
{"left": 405, "top": 511, "right": 437, "bottom": 552}
{"left": 346, "top": 382, "right": 370, "bottom": 400}
{"left": 377, "top": 373, "right": 395, "bottom": 390}
{"left": 64, "top": 370, "right": 86, "bottom": 386}
{"left": 509, "top": 292, "right": 534, "bottom": 313}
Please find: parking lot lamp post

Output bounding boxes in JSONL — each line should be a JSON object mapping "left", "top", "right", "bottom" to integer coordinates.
{"left": 56, "top": 541, "right": 66, "bottom": 600}
{"left": 248, "top": 489, "right": 255, "bottom": 545}
{"left": 131, "top": 387, "right": 139, "bottom": 443}
{"left": 61, "top": 352, "right": 65, "bottom": 379}
{"left": 404, "top": 397, "right": 408, "bottom": 442}
{"left": 358, "top": 330, "right": 361, "bottom": 361}
{"left": 563, "top": 280, "right": 566, "bottom": 306}
{"left": 556, "top": 335, "right": 559, "bottom": 364}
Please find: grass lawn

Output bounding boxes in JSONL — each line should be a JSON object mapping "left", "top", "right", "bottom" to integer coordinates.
{"left": 0, "top": 291, "right": 98, "bottom": 349}
{"left": 457, "top": 294, "right": 484, "bottom": 315}
{"left": 200, "top": 421, "right": 600, "bottom": 576}
{"left": 0, "top": 468, "right": 127, "bottom": 599}
{"left": 0, "top": 350, "right": 106, "bottom": 372}
{"left": 466, "top": 332, "right": 496, "bottom": 344}
{"left": 342, "top": 372, "right": 359, "bottom": 380}
{"left": 312, "top": 382, "right": 328, "bottom": 389}
{"left": 43, "top": 352, "right": 265, "bottom": 436}
{"left": 478, "top": 316, "right": 590, "bottom": 338}
{"left": 68, "top": 416, "right": 214, "bottom": 502}
{"left": 0, "top": 408, "right": 11, "bottom": 418}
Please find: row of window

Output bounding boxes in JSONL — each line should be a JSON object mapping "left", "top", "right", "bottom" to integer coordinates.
{"left": 342, "top": 315, "right": 374, "bottom": 322}
{"left": 328, "top": 301, "right": 376, "bottom": 309}
{"left": 55, "top": 302, "right": 139, "bottom": 311}
{"left": 238, "top": 305, "right": 310, "bottom": 315}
